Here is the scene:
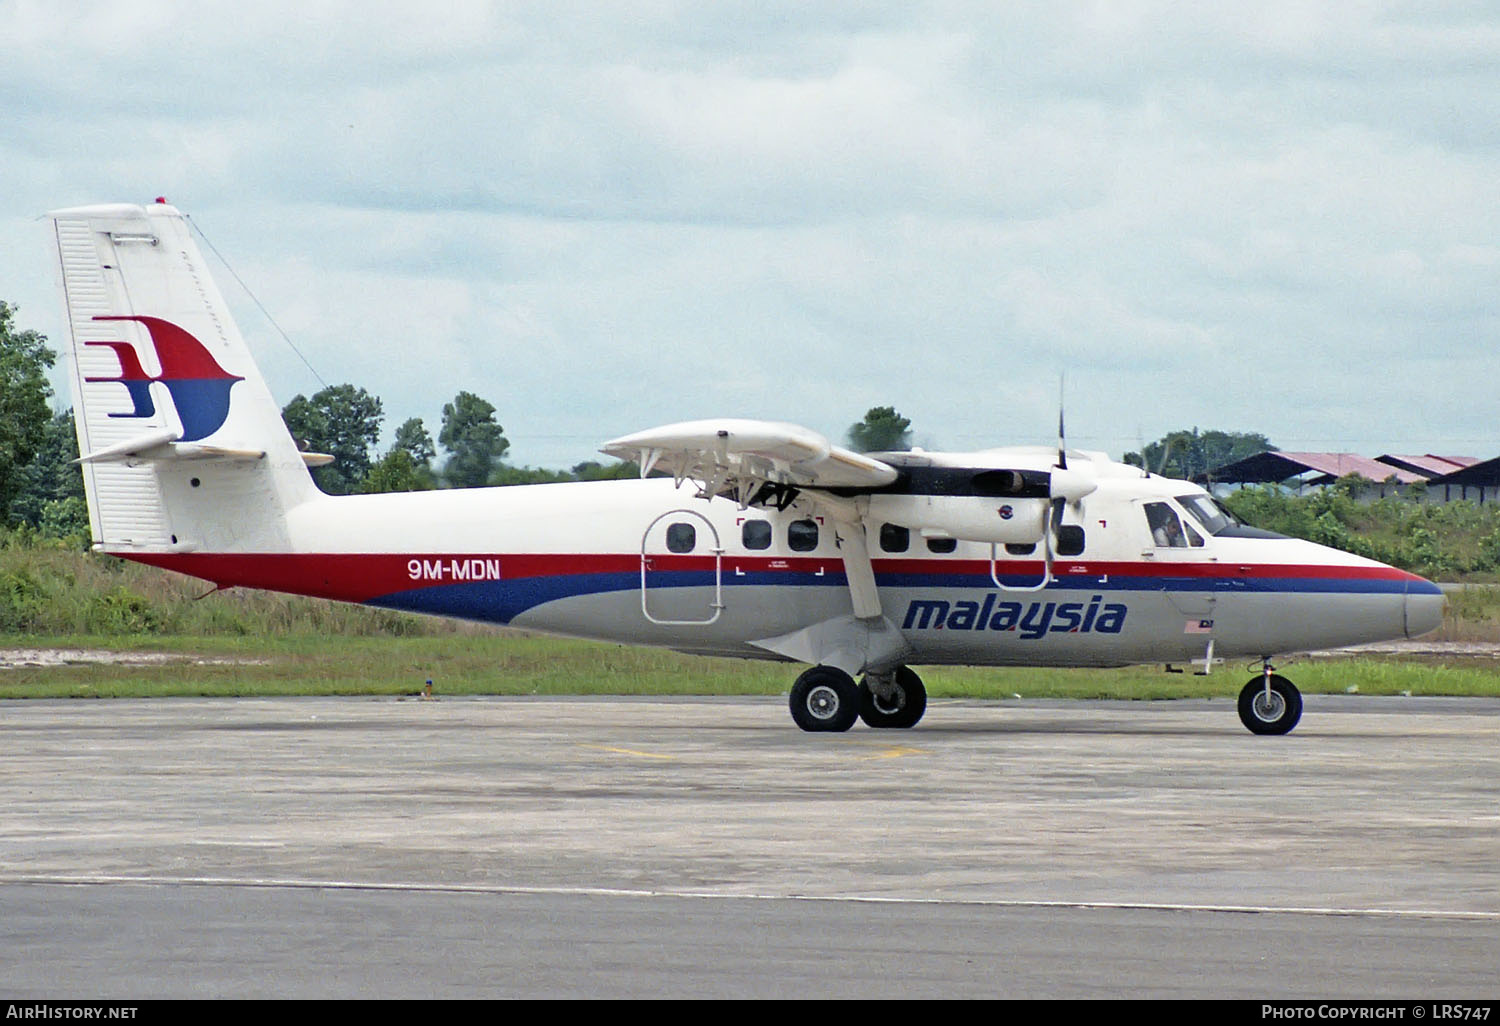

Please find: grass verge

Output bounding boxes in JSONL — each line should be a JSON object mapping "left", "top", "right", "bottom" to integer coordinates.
{"left": 4, "top": 632, "right": 1499, "bottom": 700}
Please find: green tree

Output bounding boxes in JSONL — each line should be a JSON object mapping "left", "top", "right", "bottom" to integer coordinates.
{"left": 391, "top": 417, "right": 435, "bottom": 470}
{"left": 439, "top": 391, "right": 509, "bottom": 488}
{"left": 361, "top": 448, "right": 432, "bottom": 493}
{"left": 490, "top": 464, "right": 572, "bottom": 486}
{"left": 10, "top": 409, "right": 84, "bottom": 530}
{"left": 361, "top": 416, "right": 437, "bottom": 493}
{"left": 845, "top": 406, "right": 912, "bottom": 453}
{"left": 570, "top": 459, "right": 640, "bottom": 481}
{"left": 38, "top": 496, "right": 90, "bottom": 541}
{"left": 1124, "top": 428, "right": 1275, "bottom": 481}
{"left": 0, "top": 302, "right": 56, "bottom": 525}
{"left": 281, "top": 384, "right": 384, "bottom": 495}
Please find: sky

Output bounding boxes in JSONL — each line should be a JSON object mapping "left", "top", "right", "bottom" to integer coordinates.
{"left": 2, "top": 1, "right": 1497, "bottom": 470}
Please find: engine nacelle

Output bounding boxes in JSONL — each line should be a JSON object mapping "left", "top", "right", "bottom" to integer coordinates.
{"left": 866, "top": 493, "right": 1050, "bottom": 545}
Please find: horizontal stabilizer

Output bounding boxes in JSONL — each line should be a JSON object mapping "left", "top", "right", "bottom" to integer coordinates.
{"left": 76, "top": 429, "right": 271, "bottom": 465}
{"left": 75, "top": 427, "right": 180, "bottom": 464}
{"left": 171, "top": 444, "right": 268, "bottom": 461}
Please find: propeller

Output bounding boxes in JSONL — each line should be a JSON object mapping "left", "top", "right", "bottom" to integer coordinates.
{"left": 1057, "top": 396, "right": 1068, "bottom": 472}
{"left": 1052, "top": 390, "right": 1068, "bottom": 538}
{"left": 1048, "top": 381, "right": 1096, "bottom": 508}
{"left": 994, "top": 385, "right": 1097, "bottom": 594}
{"left": 1044, "top": 382, "right": 1096, "bottom": 563}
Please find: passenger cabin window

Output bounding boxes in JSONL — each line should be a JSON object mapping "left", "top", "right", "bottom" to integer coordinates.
{"left": 1005, "top": 542, "right": 1036, "bottom": 555}
{"left": 742, "top": 520, "right": 771, "bottom": 550}
{"left": 879, "top": 523, "right": 910, "bottom": 553}
{"left": 788, "top": 519, "right": 819, "bottom": 552}
{"left": 1056, "top": 526, "right": 1086, "bottom": 556}
{"left": 666, "top": 522, "right": 696, "bottom": 553}
{"left": 1143, "top": 502, "right": 1200, "bottom": 548}
{"left": 925, "top": 537, "right": 958, "bottom": 554}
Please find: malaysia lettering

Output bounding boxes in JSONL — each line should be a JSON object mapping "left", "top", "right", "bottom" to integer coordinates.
{"left": 406, "top": 558, "right": 503, "bottom": 582}
{"left": 902, "top": 594, "right": 1126, "bottom": 638}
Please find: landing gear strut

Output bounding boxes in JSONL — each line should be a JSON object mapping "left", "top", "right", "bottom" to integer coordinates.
{"left": 858, "top": 666, "right": 927, "bottom": 729}
{"left": 1238, "top": 661, "right": 1302, "bottom": 735}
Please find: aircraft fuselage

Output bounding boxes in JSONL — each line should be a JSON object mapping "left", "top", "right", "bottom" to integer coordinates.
{"left": 123, "top": 473, "right": 1445, "bottom": 669}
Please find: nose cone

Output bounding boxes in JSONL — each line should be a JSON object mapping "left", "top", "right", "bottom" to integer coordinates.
{"left": 1404, "top": 579, "right": 1447, "bottom": 639}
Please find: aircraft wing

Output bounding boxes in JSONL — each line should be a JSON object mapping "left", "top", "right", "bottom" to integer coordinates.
{"left": 602, "top": 418, "right": 897, "bottom": 505}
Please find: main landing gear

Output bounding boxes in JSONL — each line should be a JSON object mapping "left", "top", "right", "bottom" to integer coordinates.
{"left": 1238, "top": 661, "right": 1302, "bottom": 736}
{"left": 788, "top": 665, "right": 928, "bottom": 732}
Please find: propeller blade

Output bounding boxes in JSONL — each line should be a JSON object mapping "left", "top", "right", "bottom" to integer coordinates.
{"left": 1056, "top": 392, "right": 1068, "bottom": 471}
{"left": 1049, "top": 378, "right": 1096, "bottom": 505}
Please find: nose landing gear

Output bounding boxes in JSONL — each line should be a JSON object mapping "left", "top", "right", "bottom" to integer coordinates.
{"left": 1238, "top": 661, "right": 1302, "bottom": 735}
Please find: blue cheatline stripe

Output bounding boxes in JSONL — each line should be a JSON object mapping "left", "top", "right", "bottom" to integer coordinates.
{"left": 876, "top": 571, "right": 1413, "bottom": 595}
{"left": 368, "top": 569, "right": 848, "bottom": 622}
{"left": 368, "top": 571, "right": 638, "bottom": 623}
{"left": 366, "top": 566, "right": 1420, "bottom": 623}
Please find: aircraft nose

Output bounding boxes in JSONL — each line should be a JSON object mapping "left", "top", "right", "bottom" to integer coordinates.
{"left": 1404, "top": 580, "right": 1446, "bottom": 639}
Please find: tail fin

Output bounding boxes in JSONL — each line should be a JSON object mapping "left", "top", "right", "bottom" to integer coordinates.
{"left": 49, "top": 200, "right": 318, "bottom": 553}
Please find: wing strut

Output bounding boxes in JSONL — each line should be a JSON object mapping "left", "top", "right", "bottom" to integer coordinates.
{"left": 835, "top": 515, "right": 882, "bottom": 620}
{"left": 748, "top": 492, "right": 911, "bottom": 677}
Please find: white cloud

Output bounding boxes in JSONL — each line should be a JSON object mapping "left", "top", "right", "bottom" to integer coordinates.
{"left": 3, "top": 1, "right": 1498, "bottom": 466}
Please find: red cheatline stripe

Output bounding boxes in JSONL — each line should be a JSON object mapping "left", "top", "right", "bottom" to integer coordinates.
{"left": 119, "top": 551, "right": 1426, "bottom": 606}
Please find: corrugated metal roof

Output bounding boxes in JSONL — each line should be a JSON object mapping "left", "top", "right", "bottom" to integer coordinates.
{"left": 1376, "top": 454, "right": 1480, "bottom": 478}
{"left": 1271, "top": 452, "right": 1425, "bottom": 484}
{"left": 1205, "top": 451, "right": 1425, "bottom": 484}
{"left": 1429, "top": 455, "right": 1500, "bottom": 487}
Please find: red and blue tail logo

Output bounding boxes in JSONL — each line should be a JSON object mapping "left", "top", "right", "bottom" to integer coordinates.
{"left": 86, "top": 316, "right": 244, "bottom": 442}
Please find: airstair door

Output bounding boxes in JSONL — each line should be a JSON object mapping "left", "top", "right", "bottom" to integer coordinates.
{"left": 640, "top": 509, "right": 724, "bottom": 626}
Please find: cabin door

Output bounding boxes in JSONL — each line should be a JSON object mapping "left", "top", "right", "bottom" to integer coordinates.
{"left": 640, "top": 509, "right": 724, "bottom": 625}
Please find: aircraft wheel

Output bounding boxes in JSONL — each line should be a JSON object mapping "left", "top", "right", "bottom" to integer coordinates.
{"left": 789, "top": 666, "right": 861, "bottom": 733}
{"left": 1238, "top": 674, "right": 1302, "bottom": 736}
{"left": 859, "top": 666, "right": 927, "bottom": 729}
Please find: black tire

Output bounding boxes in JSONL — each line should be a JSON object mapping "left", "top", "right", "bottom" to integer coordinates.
{"left": 859, "top": 666, "right": 928, "bottom": 729}
{"left": 1238, "top": 674, "right": 1302, "bottom": 735}
{"left": 789, "top": 666, "right": 861, "bottom": 732}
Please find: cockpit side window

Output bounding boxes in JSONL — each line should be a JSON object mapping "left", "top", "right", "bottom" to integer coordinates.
{"left": 1144, "top": 501, "right": 1189, "bottom": 548}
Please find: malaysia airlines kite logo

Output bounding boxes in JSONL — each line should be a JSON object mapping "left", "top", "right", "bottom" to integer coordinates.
{"left": 86, "top": 316, "right": 244, "bottom": 442}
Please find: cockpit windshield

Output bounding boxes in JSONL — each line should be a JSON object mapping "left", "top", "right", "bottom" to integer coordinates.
{"left": 1175, "top": 494, "right": 1244, "bottom": 536}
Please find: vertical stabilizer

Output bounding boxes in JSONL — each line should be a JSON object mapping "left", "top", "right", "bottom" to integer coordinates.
{"left": 49, "top": 201, "right": 317, "bottom": 554}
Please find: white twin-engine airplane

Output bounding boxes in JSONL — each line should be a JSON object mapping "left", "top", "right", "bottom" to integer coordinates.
{"left": 49, "top": 200, "right": 1446, "bottom": 734}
